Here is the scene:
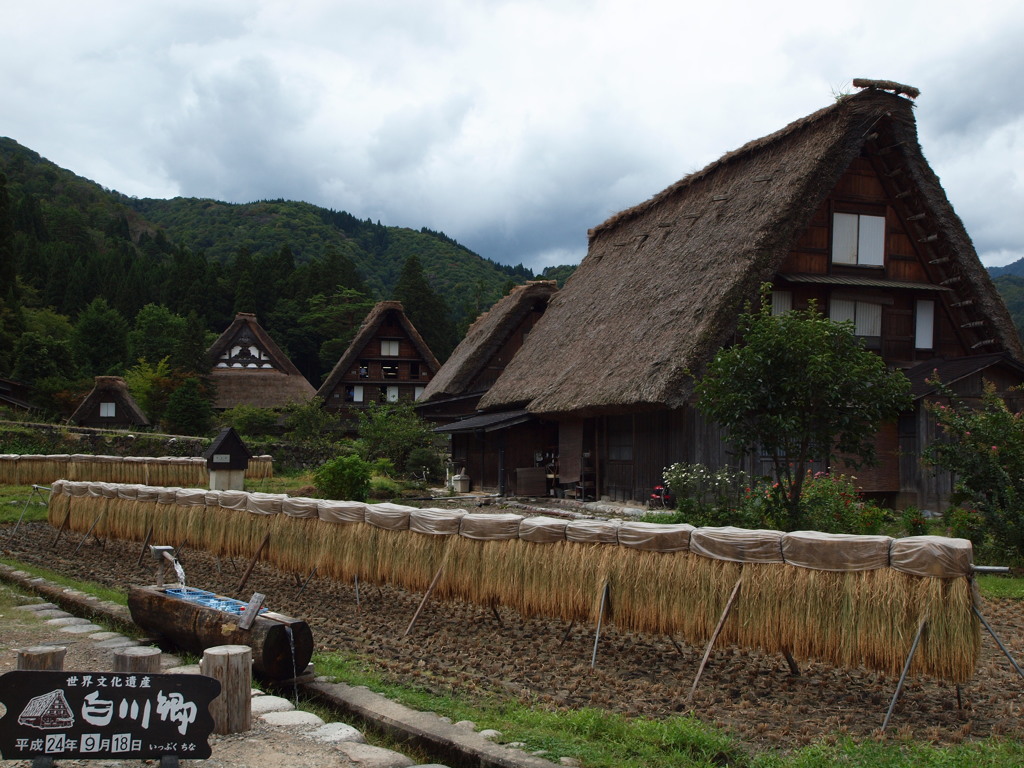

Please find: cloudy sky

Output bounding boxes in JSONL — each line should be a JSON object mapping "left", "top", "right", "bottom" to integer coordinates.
{"left": 3, "top": 1, "right": 1023, "bottom": 273}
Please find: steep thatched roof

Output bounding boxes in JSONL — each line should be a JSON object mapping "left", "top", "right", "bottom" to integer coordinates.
{"left": 418, "top": 281, "right": 558, "bottom": 404}
{"left": 480, "top": 87, "right": 1023, "bottom": 417}
{"left": 69, "top": 376, "right": 150, "bottom": 426}
{"left": 316, "top": 301, "right": 440, "bottom": 398}
{"left": 207, "top": 312, "right": 315, "bottom": 409}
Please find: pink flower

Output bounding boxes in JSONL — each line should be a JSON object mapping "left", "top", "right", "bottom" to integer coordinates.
{"left": 991, "top": 446, "right": 999, "bottom": 452}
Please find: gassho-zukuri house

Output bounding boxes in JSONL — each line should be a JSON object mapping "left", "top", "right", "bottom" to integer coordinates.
{"left": 430, "top": 80, "right": 1024, "bottom": 510}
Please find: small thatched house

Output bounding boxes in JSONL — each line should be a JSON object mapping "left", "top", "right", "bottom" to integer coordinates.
{"left": 317, "top": 301, "right": 440, "bottom": 429}
{"left": 416, "top": 281, "right": 560, "bottom": 494}
{"left": 208, "top": 312, "right": 316, "bottom": 410}
{"left": 69, "top": 376, "right": 150, "bottom": 428}
{"left": 472, "top": 81, "right": 1024, "bottom": 508}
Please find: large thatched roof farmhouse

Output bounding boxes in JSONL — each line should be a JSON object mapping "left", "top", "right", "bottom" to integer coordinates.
{"left": 453, "top": 81, "right": 1024, "bottom": 508}
{"left": 208, "top": 312, "right": 316, "bottom": 410}
{"left": 317, "top": 301, "right": 440, "bottom": 430}
{"left": 416, "top": 280, "right": 560, "bottom": 494}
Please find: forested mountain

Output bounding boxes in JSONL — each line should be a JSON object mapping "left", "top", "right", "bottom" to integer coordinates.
{"left": 0, "top": 137, "right": 581, "bottom": 417}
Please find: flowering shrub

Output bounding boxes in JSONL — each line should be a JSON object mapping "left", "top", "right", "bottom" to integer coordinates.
{"left": 901, "top": 506, "right": 929, "bottom": 537}
{"left": 661, "top": 462, "right": 749, "bottom": 525}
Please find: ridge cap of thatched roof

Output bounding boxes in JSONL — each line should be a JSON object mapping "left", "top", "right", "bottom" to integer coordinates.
{"left": 419, "top": 281, "right": 559, "bottom": 403}
{"left": 207, "top": 312, "right": 306, "bottom": 378}
{"left": 316, "top": 300, "right": 441, "bottom": 397}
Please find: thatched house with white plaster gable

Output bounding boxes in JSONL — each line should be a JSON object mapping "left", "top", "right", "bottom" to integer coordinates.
{"left": 467, "top": 81, "right": 1024, "bottom": 509}
{"left": 208, "top": 312, "right": 316, "bottom": 410}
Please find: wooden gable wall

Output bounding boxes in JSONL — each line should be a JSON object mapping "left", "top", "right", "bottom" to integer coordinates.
{"left": 777, "top": 153, "right": 973, "bottom": 367}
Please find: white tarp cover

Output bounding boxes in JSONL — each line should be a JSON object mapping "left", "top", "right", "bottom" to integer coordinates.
{"left": 410, "top": 508, "right": 467, "bottom": 535}
{"left": 156, "top": 487, "right": 182, "bottom": 504}
{"left": 89, "top": 482, "right": 118, "bottom": 499}
{"left": 566, "top": 519, "right": 622, "bottom": 544}
{"left": 246, "top": 492, "right": 285, "bottom": 515}
{"left": 459, "top": 513, "right": 524, "bottom": 540}
{"left": 782, "top": 531, "right": 893, "bottom": 571}
{"left": 70, "top": 454, "right": 92, "bottom": 463}
{"left": 690, "top": 526, "right": 785, "bottom": 563}
{"left": 95, "top": 455, "right": 122, "bottom": 464}
{"left": 366, "top": 504, "right": 412, "bottom": 530}
{"left": 175, "top": 488, "right": 207, "bottom": 507}
{"left": 204, "top": 490, "right": 222, "bottom": 506}
{"left": 518, "top": 516, "right": 569, "bottom": 543}
{"left": 51, "top": 479, "right": 67, "bottom": 495}
{"left": 115, "top": 484, "right": 143, "bottom": 500}
{"left": 46, "top": 454, "right": 71, "bottom": 462}
{"left": 135, "top": 485, "right": 160, "bottom": 502}
{"left": 282, "top": 496, "right": 319, "bottom": 518}
{"left": 317, "top": 500, "right": 369, "bottom": 524}
{"left": 890, "top": 535, "right": 973, "bottom": 578}
{"left": 67, "top": 481, "right": 89, "bottom": 497}
{"left": 617, "top": 521, "right": 694, "bottom": 552}
{"left": 217, "top": 490, "right": 249, "bottom": 511}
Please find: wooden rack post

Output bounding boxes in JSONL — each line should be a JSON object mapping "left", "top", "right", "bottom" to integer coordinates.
{"left": 882, "top": 617, "right": 927, "bottom": 731}
{"left": 236, "top": 533, "right": 271, "bottom": 592}
{"left": 590, "top": 581, "right": 610, "bottom": 669}
{"left": 687, "top": 575, "right": 743, "bottom": 703}
{"left": 404, "top": 564, "right": 445, "bottom": 637}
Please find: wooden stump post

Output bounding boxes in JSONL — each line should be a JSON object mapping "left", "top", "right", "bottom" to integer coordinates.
{"left": 17, "top": 645, "right": 66, "bottom": 670}
{"left": 200, "top": 645, "right": 252, "bottom": 735}
{"left": 113, "top": 646, "right": 162, "bottom": 675}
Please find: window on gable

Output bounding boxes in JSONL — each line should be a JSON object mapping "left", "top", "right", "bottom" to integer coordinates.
{"left": 99, "top": 402, "right": 116, "bottom": 418}
{"left": 345, "top": 385, "right": 364, "bottom": 403}
{"left": 386, "top": 385, "right": 399, "bottom": 402}
{"left": 830, "top": 298, "right": 882, "bottom": 345}
{"left": 832, "top": 212, "right": 885, "bottom": 266}
{"left": 381, "top": 340, "right": 400, "bottom": 356}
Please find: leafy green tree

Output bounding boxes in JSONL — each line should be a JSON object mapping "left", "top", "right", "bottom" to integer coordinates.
{"left": 71, "top": 297, "right": 128, "bottom": 376}
{"left": 220, "top": 404, "right": 279, "bottom": 438}
{"left": 124, "top": 357, "right": 176, "bottom": 422}
{"left": 392, "top": 254, "right": 458, "bottom": 361}
{"left": 283, "top": 396, "right": 338, "bottom": 443}
{"left": 694, "top": 287, "right": 912, "bottom": 527}
{"left": 127, "top": 304, "right": 187, "bottom": 367}
{"left": 355, "top": 401, "right": 434, "bottom": 473}
{"left": 161, "top": 377, "right": 214, "bottom": 436}
{"left": 11, "top": 331, "right": 78, "bottom": 384}
{"left": 923, "top": 379, "right": 1024, "bottom": 560}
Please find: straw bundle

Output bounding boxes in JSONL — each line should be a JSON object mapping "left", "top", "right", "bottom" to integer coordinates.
{"left": 0, "top": 455, "right": 16, "bottom": 484}
{"left": 246, "top": 456, "right": 274, "bottom": 480}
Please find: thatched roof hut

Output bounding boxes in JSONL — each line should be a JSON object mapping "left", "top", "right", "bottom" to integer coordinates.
{"left": 69, "top": 376, "right": 149, "bottom": 428}
{"left": 317, "top": 301, "right": 440, "bottom": 414}
{"left": 419, "top": 281, "right": 558, "bottom": 407}
{"left": 208, "top": 312, "right": 315, "bottom": 409}
{"left": 480, "top": 86, "right": 1023, "bottom": 418}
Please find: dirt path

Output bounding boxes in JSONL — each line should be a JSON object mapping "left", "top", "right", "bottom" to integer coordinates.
{"left": 5, "top": 520, "right": 1024, "bottom": 751}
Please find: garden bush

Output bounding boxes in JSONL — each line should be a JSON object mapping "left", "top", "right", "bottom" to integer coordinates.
{"left": 313, "top": 454, "right": 371, "bottom": 502}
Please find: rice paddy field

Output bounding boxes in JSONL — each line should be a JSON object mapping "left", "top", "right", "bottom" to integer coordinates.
{"left": 3, "top": 516, "right": 1024, "bottom": 753}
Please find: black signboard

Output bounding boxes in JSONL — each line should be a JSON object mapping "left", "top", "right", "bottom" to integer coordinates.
{"left": 0, "top": 671, "right": 220, "bottom": 761}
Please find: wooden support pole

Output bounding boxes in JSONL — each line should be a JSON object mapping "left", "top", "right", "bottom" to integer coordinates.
{"left": 73, "top": 510, "right": 105, "bottom": 556}
{"left": 50, "top": 509, "right": 72, "bottom": 549}
{"left": 236, "top": 533, "right": 271, "bottom": 592}
{"left": 781, "top": 646, "right": 800, "bottom": 676}
{"left": 559, "top": 621, "right": 575, "bottom": 646}
{"left": 973, "top": 604, "right": 1024, "bottom": 680}
{"left": 490, "top": 601, "right": 503, "bottom": 626}
{"left": 17, "top": 645, "right": 67, "bottom": 671}
{"left": 666, "top": 635, "right": 685, "bottom": 656}
{"left": 295, "top": 566, "right": 318, "bottom": 599}
{"left": 404, "top": 564, "right": 445, "bottom": 637}
{"left": 353, "top": 574, "right": 361, "bottom": 611}
{"left": 200, "top": 645, "right": 252, "bottom": 735}
{"left": 882, "top": 617, "right": 927, "bottom": 732}
{"left": 591, "top": 581, "right": 610, "bottom": 669}
{"left": 687, "top": 575, "right": 743, "bottom": 703}
{"left": 113, "top": 646, "right": 162, "bottom": 675}
{"left": 136, "top": 526, "right": 154, "bottom": 568}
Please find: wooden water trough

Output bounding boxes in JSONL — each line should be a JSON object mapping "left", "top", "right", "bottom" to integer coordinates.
{"left": 127, "top": 585, "right": 313, "bottom": 680}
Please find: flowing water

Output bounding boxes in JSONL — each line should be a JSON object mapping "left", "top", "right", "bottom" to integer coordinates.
{"left": 285, "top": 625, "right": 299, "bottom": 706}
{"left": 172, "top": 557, "right": 186, "bottom": 589}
